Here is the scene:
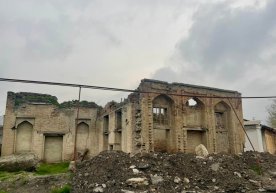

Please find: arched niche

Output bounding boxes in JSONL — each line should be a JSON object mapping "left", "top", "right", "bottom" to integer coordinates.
{"left": 185, "top": 97, "right": 205, "bottom": 127}
{"left": 76, "top": 122, "right": 89, "bottom": 152}
{"left": 152, "top": 94, "right": 174, "bottom": 152}
{"left": 214, "top": 101, "right": 231, "bottom": 153}
{"left": 15, "top": 121, "right": 33, "bottom": 153}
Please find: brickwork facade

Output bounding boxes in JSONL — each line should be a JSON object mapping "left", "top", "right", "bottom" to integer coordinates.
{"left": 1, "top": 79, "right": 245, "bottom": 162}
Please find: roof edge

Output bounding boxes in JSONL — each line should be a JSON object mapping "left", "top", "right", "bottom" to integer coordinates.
{"left": 141, "top": 79, "right": 240, "bottom": 94}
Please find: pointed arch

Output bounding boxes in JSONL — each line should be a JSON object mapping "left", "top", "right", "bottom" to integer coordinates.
{"left": 214, "top": 101, "right": 231, "bottom": 153}
{"left": 152, "top": 94, "right": 174, "bottom": 126}
{"left": 153, "top": 94, "right": 174, "bottom": 105}
{"left": 76, "top": 122, "right": 89, "bottom": 152}
{"left": 185, "top": 97, "right": 205, "bottom": 127}
{"left": 214, "top": 101, "right": 231, "bottom": 112}
{"left": 185, "top": 97, "right": 205, "bottom": 108}
{"left": 15, "top": 121, "right": 33, "bottom": 153}
{"left": 152, "top": 94, "right": 174, "bottom": 152}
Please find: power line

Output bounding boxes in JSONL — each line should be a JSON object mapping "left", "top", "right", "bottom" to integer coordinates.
{"left": 1, "top": 77, "right": 276, "bottom": 99}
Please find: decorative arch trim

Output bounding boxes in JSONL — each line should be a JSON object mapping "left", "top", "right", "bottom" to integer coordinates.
{"left": 76, "top": 118, "right": 91, "bottom": 127}
{"left": 185, "top": 97, "right": 205, "bottom": 108}
{"left": 15, "top": 117, "right": 35, "bottom": 129}
{"left": 152, "top": 94, "right": 174, "bottom": 104}
{"left": 214, "top": 101, "right": 231, "bottom": 111}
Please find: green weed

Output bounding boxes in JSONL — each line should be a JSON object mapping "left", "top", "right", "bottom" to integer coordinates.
{"left": 51, "top": 184, "right": 71, "bottom": 193}
{"left": 0, "top": 171, "right": 23, "bottom": 181}
{"left": 250, "top": 164, "right": 263, "bottom": 175}
{"left": 35, "top": 162, "right": 69, "bottom": 175}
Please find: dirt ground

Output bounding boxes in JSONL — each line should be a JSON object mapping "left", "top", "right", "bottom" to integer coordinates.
{"left": 0, "top": 173, "right": 70, "bottom": 193}
{"left": 72, "top": 151, "right": 276, "bottom": 193}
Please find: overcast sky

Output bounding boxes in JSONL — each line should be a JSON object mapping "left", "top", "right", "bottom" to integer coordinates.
{"left": 0, "top": 0, "right": 276, "bottom": 125}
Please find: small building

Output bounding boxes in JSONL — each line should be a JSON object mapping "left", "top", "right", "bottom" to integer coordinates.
{"left": 1, "top": 79, "right": 245, "bottom": 162}
{"left": 244, "top": 120, "right": 276, "bottom": 154}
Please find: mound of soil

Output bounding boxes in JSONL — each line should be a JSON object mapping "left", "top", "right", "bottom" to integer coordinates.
{"left": 72, "top": 151, "right": 276, "bottom": 193}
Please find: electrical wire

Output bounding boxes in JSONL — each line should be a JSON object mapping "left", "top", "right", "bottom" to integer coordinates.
{"left": 1, "top": 77, "right": 276, "bottom": 99}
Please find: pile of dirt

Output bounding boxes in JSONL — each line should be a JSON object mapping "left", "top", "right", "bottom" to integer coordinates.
{"left": 72, "top": 151, "right": 276, "bottom": 193}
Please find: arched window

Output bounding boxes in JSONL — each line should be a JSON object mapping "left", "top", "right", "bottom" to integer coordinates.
{"left": 152, "top": 94, "right": 174, "bottom": 127}
{"left": 152, "top": 94, "right": 174, "bottom": 152}
{"left": 185, "top": 97, "right": 204, "bottom": 127}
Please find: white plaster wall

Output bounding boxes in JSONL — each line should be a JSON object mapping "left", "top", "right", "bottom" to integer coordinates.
{"left": 244, "top": 127, "right": 264, "bottom": 152}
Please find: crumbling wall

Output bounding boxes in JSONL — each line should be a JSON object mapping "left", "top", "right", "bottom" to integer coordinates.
{"left": 137, "top": 79, "right": 244, "bottom": 154}
{"left": 2, "top": 92, "right": 100, "bottom": 162}
{"left": 264, "top": 129, "right": 276, "bottom": 154}
{"left": 99, "top": 101, "right": 133, "bottom": 153}
{"left": 2, "top": 79, "right": 245, "bottom": 161}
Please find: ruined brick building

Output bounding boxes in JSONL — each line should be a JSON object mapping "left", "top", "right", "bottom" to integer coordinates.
{"left": 1, "top": 79, "right": 245, "bottom": 162}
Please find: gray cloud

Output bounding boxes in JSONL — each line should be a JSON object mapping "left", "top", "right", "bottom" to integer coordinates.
{"left": 153, "top": 0, "right": 276, "bottom": 123}
{"left": 1, "top": 0, "right": 275, "bottom": 124}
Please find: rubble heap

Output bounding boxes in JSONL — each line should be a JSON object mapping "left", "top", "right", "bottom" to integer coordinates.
{"left": 72, "top": 151, "right": 276, "bottom": 193}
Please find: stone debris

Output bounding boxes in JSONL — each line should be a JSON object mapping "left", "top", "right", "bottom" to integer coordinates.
{"left": 150, "top": 174, "right": 164, "bottom": 185}
{"left": 68, "top": 161, "right": 76, "bottom": 172}
{"left": 126, "top": 177, "right": 149, "bottom": 187}
{"left": 137, "top": 163, "right": 150, "bottom": 170}
{"left": 121, "top": 190, "right": 135, "bottom": 193}
{"left": 263, "top": 186, "right": 276, "bottom": 192}
{"left": 183, "top": 177, "right": 190, "bottom": 184}
{"left": 234, "top": 171, "right": 242, "bottom": 178}
{"left": 71, "top": 151, "right": 276, "bottom": 193}
{"left": 210, "top": 163, "right": 220, "bottom": 172}
{"left": 174, "top": 176, "right": 181, "bottom": 184}
{"left": 93, "top": 186, "right": 104, "bottom": 192}
{"left": 0, "top": 153, "right": 39, "bottom": 172}
{"left": 268, "top": 171, "right": 276, "bottom": 177}
{"left": 132, "top": 169, "right": 140, "bottom": 174}
{"left": 195, "top": 144, "right": 209, "bottom": 158}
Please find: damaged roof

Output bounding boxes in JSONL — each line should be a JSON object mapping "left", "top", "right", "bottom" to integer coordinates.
{"left": 141, "top": 79, "right": 240, "bottom": 94}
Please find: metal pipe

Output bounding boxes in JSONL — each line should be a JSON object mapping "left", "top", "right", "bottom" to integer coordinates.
{"left": 74, "top": 86, "right": 82, "bottom": 163}
{"left": 227, "top": 98, "right": 255, "bottom": 151}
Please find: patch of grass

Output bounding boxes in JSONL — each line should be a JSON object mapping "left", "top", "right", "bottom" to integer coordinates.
{"left": 0, "top": 171, "right": 23, "bottom": 181}
{"left": 35, "top": 162, "right": 69, "bottom": 175}
{"left": 0, "top": 191, "right": 8, "bottom": 193}
{"left": 51, "top": 184, "right": 71, "bottom": 193}
{"left": 250, "top": 164, "right": 263, "bottom": 175}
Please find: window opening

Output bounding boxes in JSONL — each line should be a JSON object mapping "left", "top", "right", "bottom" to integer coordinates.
{"left": 215, "top": 112, "right": 225, "bottom": 129}
{"left": 153, "top": 107, "right": 168, "bottom": 125}
{"left": 103, "top": 115, "right": 109, "bottom": 134}
{"left": 187, "top": 98, "right": 198, "bottom": 107}
{"left": 115, "top": 110, "right": 122, "bottom": 131}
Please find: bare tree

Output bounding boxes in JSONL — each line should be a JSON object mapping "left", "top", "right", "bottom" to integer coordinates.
{"left": 267, "top": 99, "right": 276, "bottom": 127}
